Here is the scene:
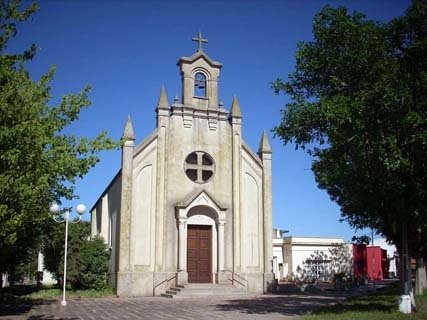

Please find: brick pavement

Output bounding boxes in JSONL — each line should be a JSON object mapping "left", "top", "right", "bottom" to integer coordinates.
{"left": 24, "top": 293, "right": 347, "bottom": 320}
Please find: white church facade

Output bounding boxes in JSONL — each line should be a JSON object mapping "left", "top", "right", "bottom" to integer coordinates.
{"left": 90, "top": 34, "right": 274, "bottom": 296}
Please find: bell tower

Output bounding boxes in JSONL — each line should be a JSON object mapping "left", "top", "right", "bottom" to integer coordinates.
{"left": 177, "top": 32, "right": 222, "bottom": 109}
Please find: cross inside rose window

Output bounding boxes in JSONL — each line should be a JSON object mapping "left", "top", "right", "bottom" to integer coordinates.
{"left": 184, "top": 151, "right": 215, "bottom": 183}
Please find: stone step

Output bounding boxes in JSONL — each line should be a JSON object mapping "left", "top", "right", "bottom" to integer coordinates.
{"left": 183, "top": 287, "right": 244, "bottom": 291}
{"left": 165, "top": 290, "right": 178, "bottom": 295}
{"left": 181, "top": 283, "right": 233, "bottom": 288}
{"left": 161, "top": 283, "right": 249, "bottom": 299}
{"left": 177, "top": 288, "right": 245, "bottom": 293}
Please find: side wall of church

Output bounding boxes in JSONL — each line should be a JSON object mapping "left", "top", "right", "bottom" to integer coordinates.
{"left": 131, "top": 137, "right": 158, "bottom": 270}
{"left": 107, "top": 174, "right": 122, "bottom": 286}
{"left": 90, "top": 172, "right": 122, "bottom": 287}
{"left": 125, "top": 136, "right": 158, "bottom": 295}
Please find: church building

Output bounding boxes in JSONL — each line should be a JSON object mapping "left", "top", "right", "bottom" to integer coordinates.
{"left": 90, "top": 33, "right": 274, "bottom": 296}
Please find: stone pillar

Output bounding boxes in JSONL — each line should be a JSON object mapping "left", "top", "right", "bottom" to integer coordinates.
{"left": 217, "top": 220, "right": 225, "bottom": 272}
{"left": 176, "top": 211, "right": 188, "bottom": 285}
{"left": 182, "top": 75, "right": 193, "bottom": 106}
{"left": 117, "top": 116, "right": 135, "bottom": 296}
{"left": 258, "top": 131, "right": 274, "bottom": 293}
{"left": 216, "top": 218, "right": 227, "bottom": 284}
{"left": 90, "top": 208, "right": 97, "bottom": 238}
{"left": 230, "top": 96, "right": 242, "bottom": 273}
{"left": 155, "top": 86, "right": 170, "bottom": 272}
{"left": 178, "top": 218, "right": 186, "bottom": 271}
{"left": 262, "top": 153, "right": 273, "bottom": 273}
{"left": 100, "top": 194, "right": 109, "bottom": 244}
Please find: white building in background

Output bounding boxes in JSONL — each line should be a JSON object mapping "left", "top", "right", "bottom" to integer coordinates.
{"left": 37, "top": 252, "right": 56, "bottom": 285}
{"left": 272, "top": 229, "right": 287, "bottom": 280}
{"left": 1, "top": 273, "right": 9, "bottom": 288}
{"left": 272, "top": 232, "right": 400, "bottom": 282}
{"left": 273, "top": 232, "right": 345, "bottom": 281}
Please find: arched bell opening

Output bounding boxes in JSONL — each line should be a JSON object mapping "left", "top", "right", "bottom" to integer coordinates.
{"left": 194, "top": 72, "right": 207, "bottom": 98}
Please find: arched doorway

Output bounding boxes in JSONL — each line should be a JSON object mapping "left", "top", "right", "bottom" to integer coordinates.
{"left": 175, "top": 191, "right": 227, "bottom": 285}
{"left": 187, "top": 206, "right": 217, "bottom": 283}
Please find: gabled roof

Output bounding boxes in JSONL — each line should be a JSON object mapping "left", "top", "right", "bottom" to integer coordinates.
{"left": 176, "top": 190, "right": 227, "bottom": 211}
{"left": 177, "top": 50, "right": 222, "bottom": 68}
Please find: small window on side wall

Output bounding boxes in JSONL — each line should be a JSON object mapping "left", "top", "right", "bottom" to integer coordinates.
{"left": 194, "top": 72, "right": 207, "bottom": 97}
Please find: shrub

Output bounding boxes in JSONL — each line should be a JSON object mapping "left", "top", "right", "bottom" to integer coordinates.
{"left": 79, "top": 236, "right": 110, "bottom": 290}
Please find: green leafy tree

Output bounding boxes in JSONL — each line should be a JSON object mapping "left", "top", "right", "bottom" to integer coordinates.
{"left": 44, "top": 225, "right": 109, "bottom": 290}
{"left": 60, "top": 221, "right": 90, "bottom": 289}
{"left": 8, "top": 248, "right": 38, "bottom": 284}
{"left": 0, "top": 0, "right": 118, "bottom": 282}
{"left": 351, "top": 235, "right": 371, "bottom": 246}
{"left": 41, "top": 222, "right": 65, "bottom": 284}
{"left": 272, "top": 1, "right": 427, "bottom": 303}
{"left": 43, "top": 221, "right": 90, "bottom": 288}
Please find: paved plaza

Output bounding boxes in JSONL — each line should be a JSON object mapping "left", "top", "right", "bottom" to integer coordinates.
{"left": 21, "top": 293, "right": 347, "bottom": 320}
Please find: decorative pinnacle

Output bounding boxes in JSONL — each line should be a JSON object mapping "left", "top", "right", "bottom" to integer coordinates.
{"left": 192, "top": 31, "right": 208, "bottom": 52}
{"left": 123, "top": 115, "right": 135, "bottom": 140}
{"left": 230, "top": 95, "right": 242, "bottom": 118}
{"left": 258, "top": 131, "right": 272, "bottom": 154}
{"left": 157, "top": 85, "right": 169, "bottom": 110}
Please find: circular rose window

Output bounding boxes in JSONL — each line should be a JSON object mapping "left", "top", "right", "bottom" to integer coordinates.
{"left": 184, "top": 151, "right": 215, "bottom": 184}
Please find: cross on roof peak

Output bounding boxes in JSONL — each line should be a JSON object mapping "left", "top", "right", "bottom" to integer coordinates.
{"left": 192, "top": 31, "right": 208, "bottom": 52}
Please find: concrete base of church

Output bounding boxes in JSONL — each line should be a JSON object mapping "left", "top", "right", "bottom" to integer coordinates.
{"left": 116, "top": 272, "right": 154, "bottom": 297}
{"left": 116, "top": 272, "right": 177, "bottom": 296}
{"left": 114, "top": 271, "right": 273, "bottom": 296}
{"left": 116, "top": 272, "right": 133, "bottom": 296}
{"left": 176, "top": 271, "right": 188, "bottom": 286}
{"left": 231, "top": 272, "right": 264, "bottom": 293}
{"left": 216, "top": 271, "right": 228, "bottom": 284}
{"left": 263, "top": 272, "right": 275, "bottom": 293}
{"left": 244, "top": 273, "right": 265, "bottom": 293}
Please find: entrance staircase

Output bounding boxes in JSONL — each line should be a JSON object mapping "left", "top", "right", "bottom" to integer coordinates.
{"left": 161, "top": 283, "right": 248, "bottom": 298}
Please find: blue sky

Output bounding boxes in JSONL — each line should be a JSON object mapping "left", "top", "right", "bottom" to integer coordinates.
{"left": 11, "top": 0, "right": 410, "bottom": 241}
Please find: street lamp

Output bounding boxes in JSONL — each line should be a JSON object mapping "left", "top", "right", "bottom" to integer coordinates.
{"left": 49, "top": 202, "right": 86, "bottom": 306}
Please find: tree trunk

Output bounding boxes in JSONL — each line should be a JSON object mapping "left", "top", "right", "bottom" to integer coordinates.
{"left": 415, "top": 257, "right": 426, "bottom": 295}
{"left": 399, "top": 221, "right": 416, "bottom": 313}
{"left": 400, "top": 222, "right": 410, "bottom": 296}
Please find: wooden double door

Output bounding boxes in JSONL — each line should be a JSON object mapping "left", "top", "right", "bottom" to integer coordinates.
{"left": 187, "top": 225, "right": 212, "bottom": 283}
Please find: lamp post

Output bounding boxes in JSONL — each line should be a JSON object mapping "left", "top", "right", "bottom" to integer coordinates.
{"left": 49, "top": 202, "right": 86, "bottom": 306}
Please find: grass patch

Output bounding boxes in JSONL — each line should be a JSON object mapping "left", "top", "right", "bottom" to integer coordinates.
{"left": 0, "top": 285, "right": 36, "bottom": 305}
{"left": 303, "top": 289, "right": 427, "bottom": 320}
{"left": 26, "top": 286, "right": 115, "bottom": 299}
{"left": 1, "top": 284, "right": 114, "bottom": 304}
